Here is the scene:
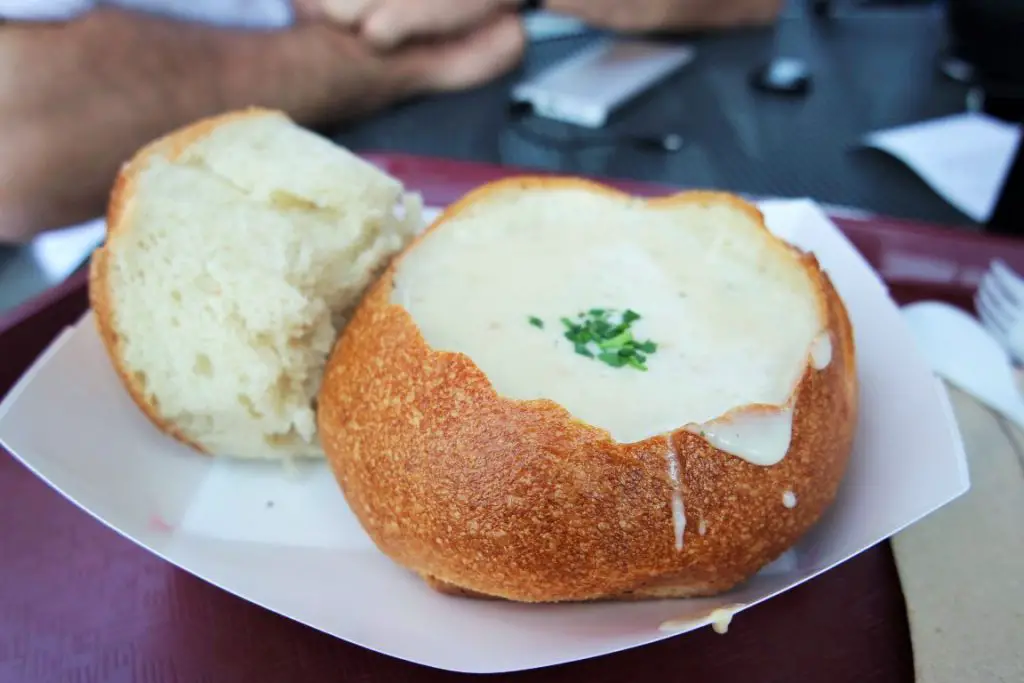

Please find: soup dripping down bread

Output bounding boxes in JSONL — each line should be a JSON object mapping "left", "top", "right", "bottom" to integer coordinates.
{"left": 89, "top": 109, "right": 422, "bottom": 459}
{"left": 319, "top": 179, "right": 857, "bottom": 603}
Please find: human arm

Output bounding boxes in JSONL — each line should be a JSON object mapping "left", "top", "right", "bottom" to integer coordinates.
{"left": 0, "top": 7, "right": 524, "bottom": 242}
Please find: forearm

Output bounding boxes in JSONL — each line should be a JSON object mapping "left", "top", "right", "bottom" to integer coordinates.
{"left": 0, "top": 8, "right": 408, "bottom": 242}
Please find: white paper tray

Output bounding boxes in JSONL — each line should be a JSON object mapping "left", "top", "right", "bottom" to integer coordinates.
{"left": 0, "top": 199, "right": 968, "bottom": 673}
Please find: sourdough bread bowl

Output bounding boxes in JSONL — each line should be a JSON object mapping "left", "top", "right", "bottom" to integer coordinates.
{"left": 320, "top": 178, "right": 857, "bottom": 603}
{"left": 89, "top": 109, "right": 421, "bottom": 459}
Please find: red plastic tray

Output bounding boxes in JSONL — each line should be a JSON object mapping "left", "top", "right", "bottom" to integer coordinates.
{"left": 2, "top": 154, "right": 1015, "bottom": 683}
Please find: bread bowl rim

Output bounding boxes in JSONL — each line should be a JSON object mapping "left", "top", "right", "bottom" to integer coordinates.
{"left": 357, "top": 175, "right": 834, "bottom": 445}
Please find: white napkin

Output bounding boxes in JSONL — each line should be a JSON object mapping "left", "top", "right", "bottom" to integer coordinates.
{"left": 892, "top": 385, "right": 1024, "bottom": 683}
{"left": 863, "top": 113, "right": 1021, "bottom": 223}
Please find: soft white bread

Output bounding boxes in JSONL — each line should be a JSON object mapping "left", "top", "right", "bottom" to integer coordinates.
{"left": 319, "top": 178, "right": 856, "bottom": 603}
{"left": 89, "top": 109, "right": 421, "bottom": 459}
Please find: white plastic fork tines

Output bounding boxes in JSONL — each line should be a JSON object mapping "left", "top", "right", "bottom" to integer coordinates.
{"left": 976, "top": 259, "right": 1024, "bottom": 365}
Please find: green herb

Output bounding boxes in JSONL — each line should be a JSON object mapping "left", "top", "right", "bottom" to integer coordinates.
{"left": 528, "top": 316, "right": 544, "bottom": 329}
{"left": 598, "top": 352, "right": 628, "bottom": 368}
{"left": 547, "top": 308, "right": 659, "bottom": 371}
{"left": 626, "top": 356, "right": 648, "bottom": 371}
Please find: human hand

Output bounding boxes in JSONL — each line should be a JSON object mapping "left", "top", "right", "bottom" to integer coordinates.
{"left": 292, "top": 2, "right": 524, "bottom": 96}
{"left": 0, "top": 6, "right": 524, "bottom": 243}
{"left": 294, "top": 0, "right": 522, "bottom": 49}
{"left": 389, "top": 11, "right": 526, "bottom": 92}
{"left": 293, "top": 0, "right": 371, "bottom": 26}
{"left": 363, "top": 0, "right": 521, "bottom": 49}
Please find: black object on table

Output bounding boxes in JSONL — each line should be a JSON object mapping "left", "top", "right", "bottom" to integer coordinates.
{"left": 334, "top": 8, "right": 972, "bottom": 227}
{"left": 987, "top": 137, "right": 1024, "bottom": 236}
{"left": 750, "top": 57, "right": 813, "bottom": 96}
{"left": 944, "top": 0, "right": 1024, "bottom": 235}
{"left": 947, "top": 0, "right": 1024, "bottom": 121}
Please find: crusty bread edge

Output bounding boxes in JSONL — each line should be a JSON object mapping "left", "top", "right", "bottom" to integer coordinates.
{"left": 423, "top": 573, "right": 726, "bottom": 602}
{"left": 89, "top": 108, "right": 288, "bottom": 455}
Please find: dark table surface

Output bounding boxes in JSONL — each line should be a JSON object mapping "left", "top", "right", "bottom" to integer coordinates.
{"left": 335, "top": 6, "right": 972, "bottom": 227}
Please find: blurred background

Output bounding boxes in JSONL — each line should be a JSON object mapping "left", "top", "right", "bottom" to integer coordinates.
{"left": 1, "top": 0, "right": 1021, "bottom": 313}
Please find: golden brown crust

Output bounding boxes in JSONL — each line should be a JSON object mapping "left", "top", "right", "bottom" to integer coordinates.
{"left": 318, "top": 178, "right": 857, "bottom": 603}
{"left": 89, "top": 108, "right": 285, "bottom": 455}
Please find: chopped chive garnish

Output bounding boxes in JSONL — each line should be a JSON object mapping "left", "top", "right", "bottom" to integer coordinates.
{"left": 599, "top": 352, "right": 627, "bottom": 367}
{"left": 574, "top": 343, "right": 594, "bottom": 358}
{"left": 626, "top": 356, "right": 648, "bottom": 371}
{"left": 576, "top": 309, "right": 657, "bottom": 370}
{"left": 535, "top": 308, "right": 657, "bottom": 370}
{"left": 599, "top": 331, "right": 632, "bottom": 350}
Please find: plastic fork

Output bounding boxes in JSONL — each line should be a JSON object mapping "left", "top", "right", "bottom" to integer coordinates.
{"left": 976, "top": 261, "right": 1024, "bottom": 365}
{"left": 991, "top": 259, "right": 1024, "bottom": 303}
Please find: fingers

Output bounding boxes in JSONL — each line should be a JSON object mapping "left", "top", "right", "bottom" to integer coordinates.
{"left": 292, "top": 0, "right": 525, "bottom": 97}
{"left": 397, "top": 12, "right": 526, "bottom": 93}
{"left": 293, "top": 0, "right": 376, "bottom": 25}
{"left": 322, "top": 0, "right": 376, "bottom": 24}
{"left": 291, "top": 0, "right": 319, "bottom": 20}
{"left": 360, "top": 0, "right": 507, "bottom": 49}
{"left": 297, "top": 0, "right": 518, "bottom": 54}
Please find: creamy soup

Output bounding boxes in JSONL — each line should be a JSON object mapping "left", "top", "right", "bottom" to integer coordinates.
{"left": 392, "top": 190, "right": 826, "bottom": 462}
